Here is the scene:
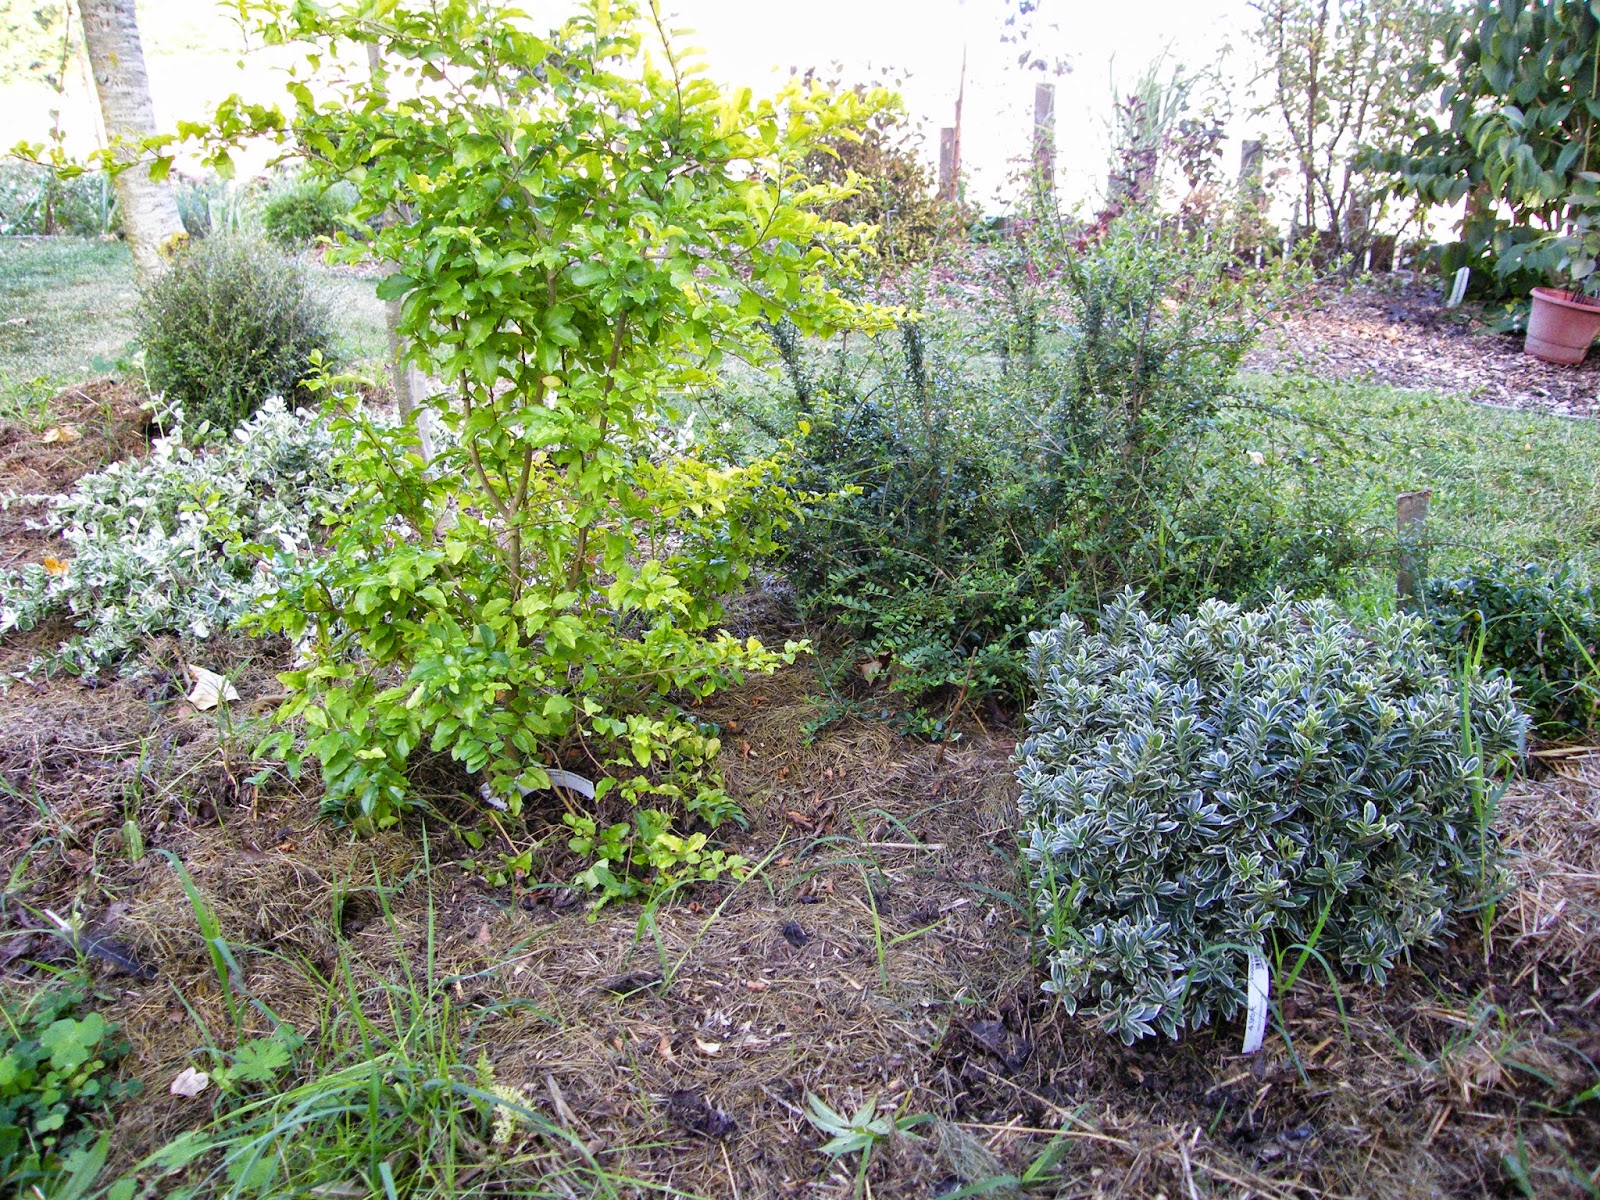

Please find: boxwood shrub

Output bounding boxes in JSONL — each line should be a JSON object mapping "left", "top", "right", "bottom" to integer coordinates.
{"left": 139, "top": 236, "right": 336, "bottom": 435}
{"left": 1016, "top": 591, "right": 1527, "bottom": 1044}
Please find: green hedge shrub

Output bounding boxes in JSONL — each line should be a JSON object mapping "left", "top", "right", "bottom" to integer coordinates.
{"left": 261, "top": 180, "right": 358, "bottom": 249}
{"left": 139, "top": 236, "right": 336, "bottom": 435}
{"left": 1424, "top": 562, "right": 1600, "bottom": 741}
{"left": 1016, "top": 591, "right": 1526, "bottom": 1044}
{"left": 768, "top": 215, "right": 1365, "bottom": 718}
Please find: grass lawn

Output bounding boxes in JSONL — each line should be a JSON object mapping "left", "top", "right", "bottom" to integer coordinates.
{"left": 0, "top": 236, "right": 388, "bottom": 422}
{"left": 1216, "top": 376, "right": 1600, "bottom": 620}
{"left": 1233, "top": 375, "right": 1600, "bottom": 600}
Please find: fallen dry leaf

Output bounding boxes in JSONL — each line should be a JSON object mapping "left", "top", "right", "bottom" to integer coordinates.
{"left": 40, "top": 424, "right": 82, "bottom": 445}
{"left": 473, "top": 922, "right": 491, "bottom": 947}
{"left": 693, "top": 1038, "right": 722, "bottom": 1055}
{"left": 658, "top": 1035, "right": 677, "bottom": 1062}
{"left": 186, "top": 665, "right": 240, "bottom": 711}
{"left": 744, "top": 979, "right": 769, "bottom": 992}
{"left": 170, "top": 1067, "right": 210, "bottom": 1097}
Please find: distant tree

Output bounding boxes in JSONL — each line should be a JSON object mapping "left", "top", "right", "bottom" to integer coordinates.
{"left": 804, "top": 103, "right": 965, "bottom": 269}
{"left": 1251, "top": 0, "right": 1459, "bottom": 259}
{"left": 76, "top": 0, "right": 184, "bottom": 282}
{"left": 1370, "top": 0, "right": 1600, "bottom": 299}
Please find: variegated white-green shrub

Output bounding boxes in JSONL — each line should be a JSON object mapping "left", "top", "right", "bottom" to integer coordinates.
{"left": 0, "top": 399, "right": 339, "bottom": 671}
{"left": 1016, "top": 591, "right": 1527, "bottom": 1044}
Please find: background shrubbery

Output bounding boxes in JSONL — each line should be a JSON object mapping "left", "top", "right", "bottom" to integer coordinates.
{"left": 0, "top": 161, "right": 117, "bottom": 237}
{"left": 753, "top": 214, "right": 1371, "bottom": 718}
{"left": 1425, "top": 561, "right": 1600, "bottom": 741}
{"left": 261, "top": 179, "right": 359, "bottom": 249}
{"left": 1017, "top": 591, "right": 1527, "bottom": 1044}
{"left": 138, "top": 236, "right": 337, "bottom": 435}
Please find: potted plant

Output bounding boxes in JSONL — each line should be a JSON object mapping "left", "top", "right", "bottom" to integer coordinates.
{"left": 1525, "top": 281, "right": 1600, "bottom": 365}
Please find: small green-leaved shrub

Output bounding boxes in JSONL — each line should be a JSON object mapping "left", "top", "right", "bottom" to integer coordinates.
{"left": 235, "top": 0, "right": 889, "bottom": 904}
{"left": 261, "top": 180, "right": 358, "bottom": 249}
{"left": 0, "top": 399, "right": 338, "bottom": 670}
{"left": 1017, "top": 591, "right": 1526, "bottom": 1044}
{"left": 1425, "top": 561, "right": 1600, "bottom": 740}
{"left": 1, "top": 986, "right": 136, "bottom": 1196}
{"left": 139, "top": 236, "right": 336, "bottom": 435}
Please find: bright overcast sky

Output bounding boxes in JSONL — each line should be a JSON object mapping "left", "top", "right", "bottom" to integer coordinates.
{"left": 3, "top": 0, "right": 1265, "bottom": 212}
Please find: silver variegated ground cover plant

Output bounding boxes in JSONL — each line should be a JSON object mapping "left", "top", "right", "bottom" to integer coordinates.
{"left": 1016, "top": 590, "right": 1527, "bottom": 1044}
{"left": 0, "top": 399, "right": 339, "bottom": 671}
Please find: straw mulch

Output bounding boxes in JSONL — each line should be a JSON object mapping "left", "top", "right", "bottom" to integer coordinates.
{"left": 4, "top": 640, "right": 1600, "bottom": 1198}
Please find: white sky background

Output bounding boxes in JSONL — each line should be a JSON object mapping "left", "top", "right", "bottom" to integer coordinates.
{"left": 1, "top": 0, "right": 1266, "bottom": 214}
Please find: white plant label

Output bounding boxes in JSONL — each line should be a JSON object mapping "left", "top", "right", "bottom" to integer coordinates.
{"left": 508, "top": 768, "right": 598, "bottom": 801}
{"left": 546, "top": 769, "right": 596, "bottom": 798}
{"left": 1242, "top": 951, "right": 1270, "bottom": 1054}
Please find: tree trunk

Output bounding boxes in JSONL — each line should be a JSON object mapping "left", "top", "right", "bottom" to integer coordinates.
{"left": 366, "top": 40, "right": 433, "bottom": 463}
{"left": 77, "top": 0, "right": 185, "bottom": 286}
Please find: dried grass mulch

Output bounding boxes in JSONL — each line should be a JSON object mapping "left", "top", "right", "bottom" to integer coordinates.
{"left": 3, "top": 644, "right": 1600, "bottom": 1197}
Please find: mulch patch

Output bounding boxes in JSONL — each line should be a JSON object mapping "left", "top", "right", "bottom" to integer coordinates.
{"left": 1246, "top": 278, "right": 1600, "bottom": 419}
{"left": 1, "top": 642, "right": 1597, "bottom": 1197}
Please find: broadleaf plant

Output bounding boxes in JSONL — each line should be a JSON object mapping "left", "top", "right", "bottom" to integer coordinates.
{"left": 1016, "top": 591, "right": 1527, "bottom": 1044}
{"left": 218, "top": 1, "right": 892, "bottom": 891}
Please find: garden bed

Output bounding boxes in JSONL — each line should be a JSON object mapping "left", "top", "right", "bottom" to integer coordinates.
{"left": 4, "top": 623, "right": 1600, "bottom": 1197}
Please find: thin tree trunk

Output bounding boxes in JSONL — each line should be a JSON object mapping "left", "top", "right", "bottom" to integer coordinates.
{"left": 77, "top": 0, "right": 184, "bottom": 286}
{"left": 365, "top": 39, "right": 432, "bottom": 462}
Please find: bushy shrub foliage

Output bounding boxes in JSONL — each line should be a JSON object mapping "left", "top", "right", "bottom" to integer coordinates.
{"left": 771, "top": 214, "right": 1363, "bottom": 714}
{"left": 0, "top": 162, "right": 118, "bottom": 236}
{"left": 261, "top": 179, "right": 358, "bottom": 249}
{"left": 201, "top": 0, "right": 891, "bottom": 901}
{"left": 138, "top": 236, "right": 336, "bottom": 435}
{"left": 1016, "top": 591, "right": 1526, "bottom": 1044}
{"left": 1425, "top": 561, "right": 1600, "bottom": 740}
{"left": 0, "top": 399, "right": 338, "bottom": 670}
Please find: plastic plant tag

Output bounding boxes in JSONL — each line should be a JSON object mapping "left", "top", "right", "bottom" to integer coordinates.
{"left": 546, "top": 769, "right": 596, "bottom": 798}
{"left": 1242, "top": 951, "right": 1270, "bottom": 1054}
{"left": 503, "top": 768, "right": 599, "bottom": 803}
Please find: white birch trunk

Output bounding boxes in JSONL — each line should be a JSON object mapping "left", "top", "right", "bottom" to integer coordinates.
{"left": 77, "top": 0, "right": 185, "bottom": 286}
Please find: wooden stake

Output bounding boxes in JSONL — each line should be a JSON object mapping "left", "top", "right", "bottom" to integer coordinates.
{"left": 1396, "top": 488, "right": 1432, "bottom": 606}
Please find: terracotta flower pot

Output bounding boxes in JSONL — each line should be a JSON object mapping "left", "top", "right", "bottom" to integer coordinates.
{"left": 1525, "top": 286, "right": 1600, "bottom": 365}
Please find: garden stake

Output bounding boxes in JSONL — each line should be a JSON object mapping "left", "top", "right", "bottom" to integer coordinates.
{"left": 1396, "top": 487, "right": 1432, "bottom": 607}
